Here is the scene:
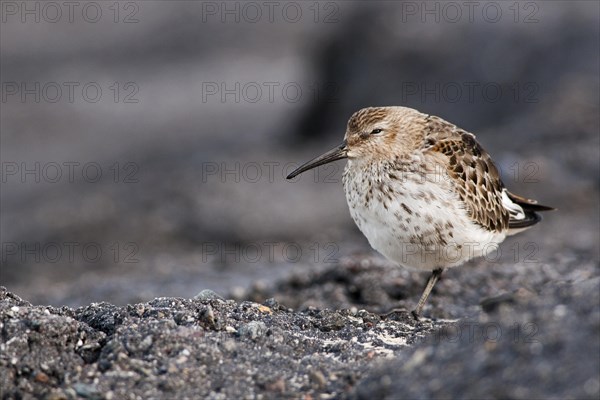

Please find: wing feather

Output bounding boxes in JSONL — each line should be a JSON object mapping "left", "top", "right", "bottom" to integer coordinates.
{"left": 421, "top": 115, "right": 553, "bottom": 233}
{"left": 422, "top": 116, "right": 509, "bottom": 232}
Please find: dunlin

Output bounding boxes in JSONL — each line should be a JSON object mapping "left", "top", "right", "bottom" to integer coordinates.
{"left": 287, "top": 106, "right": 553, "bottom": 319}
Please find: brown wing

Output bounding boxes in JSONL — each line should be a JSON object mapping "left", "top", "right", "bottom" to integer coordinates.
{"left": 422, "top": 116, "right": 509, "bottom": 233}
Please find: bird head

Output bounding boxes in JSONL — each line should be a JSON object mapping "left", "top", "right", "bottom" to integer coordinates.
{"left": 286, "top": 107, "right": 418, "bottom": 179}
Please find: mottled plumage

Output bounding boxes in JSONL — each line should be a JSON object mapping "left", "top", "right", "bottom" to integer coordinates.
{"left": 287, "top": 106, "right": 553, "bottom": 318}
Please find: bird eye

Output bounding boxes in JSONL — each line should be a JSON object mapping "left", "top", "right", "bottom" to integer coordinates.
{"left": 371, "top": 128, "right": 383, "bottom": 135}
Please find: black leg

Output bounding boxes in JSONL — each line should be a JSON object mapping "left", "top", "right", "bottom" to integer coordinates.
{"left": 411, "top": 268, "right": 444, "bottom": 320}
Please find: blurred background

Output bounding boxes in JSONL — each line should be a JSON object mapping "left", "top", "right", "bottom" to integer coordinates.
{"left": 1, "top": 1, "right": 598, "bottom": 306}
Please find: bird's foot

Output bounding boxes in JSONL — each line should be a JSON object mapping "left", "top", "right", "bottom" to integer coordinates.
{"left": 410, "top": 309, "right": 421, "bottom": 321}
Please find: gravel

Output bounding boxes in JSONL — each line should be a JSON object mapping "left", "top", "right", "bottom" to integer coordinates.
{"left": 2, "top": 252, "right": 598, "bottom": 399}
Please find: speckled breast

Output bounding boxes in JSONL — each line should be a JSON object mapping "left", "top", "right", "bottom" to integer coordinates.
{"left": 342, "top": 158, "right": 505, "bottom": 270}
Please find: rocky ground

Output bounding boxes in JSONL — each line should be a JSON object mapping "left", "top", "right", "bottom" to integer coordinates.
{"left": 1, "top": 251, "right": 598, "bottom": 399}
{"left": 2, "top": 2, "right": 599, "bottom": 399}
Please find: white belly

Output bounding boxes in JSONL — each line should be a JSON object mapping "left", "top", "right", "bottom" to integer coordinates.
{"left": 342, "top": 159, "right": 505, "bottom": 271}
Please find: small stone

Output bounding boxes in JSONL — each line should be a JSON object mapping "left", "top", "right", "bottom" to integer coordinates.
{"left": 257, "top": 305, "right": 272, "bottom": 315}
{"left": 225, "top": 326, "right": 237, "bottom": 333}
{"left": 34, "top": 372, "right": 49, "bottom": 383}
{"left": 73, "top": 383, "right": 101, "bottom": 399}
{"left": 309, "top": 370, "right": 326, "bottom": 388}
{"left": 134, "top": 304, "right": 145, "bottom": 316}
{"left": 175, "top": 356, "right": 188, "bottom": 364}
{"left": 265, "top": 377, "right": 285, "bottom": 393}
{"left": 139, "top": 335, "right": 153, "bottom": 351}
{"left": 318, "top": 312, "right": 346, "bottom": 332}
{"left": 221, "top": 339, "right": 237, "bottom": 352}
{"left": 46, "top": 389, "right": 69, "bottom": 400}
{"left": 264, "top": 298, "right": 280, "bottom": 309}
{"left": 200, "top": 305, "right": 216, "bottom": 327}
{"left": 238, "top": 321, "right": 268, "bottom": 339}
{"left": 194, "top": 289, "right": 224, "bottom": 301}
{"left": 167, "top": 364, "right": 178, "bottom": 374}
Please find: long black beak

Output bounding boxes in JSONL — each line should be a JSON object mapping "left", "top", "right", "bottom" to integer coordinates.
{"left": 286, "top": 140, "right": 348, "bottom": 179}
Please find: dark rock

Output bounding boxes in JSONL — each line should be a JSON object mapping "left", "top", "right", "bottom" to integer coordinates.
{"left": 2, "top": 254, "right": 599, "bottom": 399}
{"left": 0, "top": 286, "right": 434, "bottom": 399}
{"left": 76, "top": 303, "right": 126, "bottom": 336}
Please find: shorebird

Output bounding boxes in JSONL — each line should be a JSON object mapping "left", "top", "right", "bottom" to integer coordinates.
{"left": 287, "top": 106, "right": 553, "bottom": 319}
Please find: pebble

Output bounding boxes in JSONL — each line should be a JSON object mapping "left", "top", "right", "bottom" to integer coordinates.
{"left": 238, "top": 321, "right": 268, "bottom": 339}
{"left": 73, "top": 383, "right": 101, "bottom": 399}
{"left": 194, "top": 290, "right": 224, "bottom": 301}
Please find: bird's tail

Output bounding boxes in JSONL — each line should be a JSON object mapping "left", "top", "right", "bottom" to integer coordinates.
{"left": 502, "top": 189, "right": 555, "bottom": 235}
